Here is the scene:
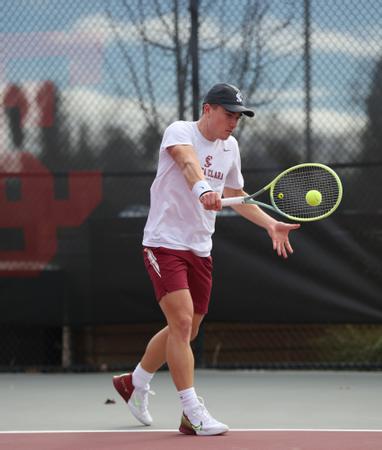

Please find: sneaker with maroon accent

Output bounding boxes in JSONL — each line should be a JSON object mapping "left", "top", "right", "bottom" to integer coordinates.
{"left": 179, "top": 399, "right": 229, "bottom": 436}
{"left": 112, "top": 373, "right": 153, "bottom": 426}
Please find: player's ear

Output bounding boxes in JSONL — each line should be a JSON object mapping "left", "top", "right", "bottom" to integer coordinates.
{"left": 203, "top": 103, "right": 214, "bottom": 115}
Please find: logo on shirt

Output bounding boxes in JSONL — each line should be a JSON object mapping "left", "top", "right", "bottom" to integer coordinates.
{"left": 204, "top": 155, "right": 213, "bottom": 168}
{"left": 202, "top": 155, "right": 223, "bottom": 181}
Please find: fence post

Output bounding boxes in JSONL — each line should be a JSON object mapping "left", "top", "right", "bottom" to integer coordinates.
{"left": 190, "top": 0, "right": 200, "bottom": 121}
{"left": 304, "top": 0, "right": 312, "bottom": 162}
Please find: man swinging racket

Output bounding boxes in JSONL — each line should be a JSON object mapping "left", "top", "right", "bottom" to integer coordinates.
{"left": 113, "top": 83, "right": 300, "bottom": 436}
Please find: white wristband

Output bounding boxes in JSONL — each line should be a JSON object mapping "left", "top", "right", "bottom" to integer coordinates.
{"left": 192, "top": 180, "right": 213, "bottom": 198}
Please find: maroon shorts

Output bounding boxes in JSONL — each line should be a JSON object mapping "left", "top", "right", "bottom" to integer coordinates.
{"left": 143, "top": 246, "right": 213, "bottom": 315}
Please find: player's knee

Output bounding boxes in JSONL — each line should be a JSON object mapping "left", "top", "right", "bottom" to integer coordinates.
{"left": 169, "top": 316, "right": 193, "bottom": 342}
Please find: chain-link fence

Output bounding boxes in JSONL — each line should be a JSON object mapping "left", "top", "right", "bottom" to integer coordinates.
{"left": 1, "top": 0, "right": 382, "bottom": 371}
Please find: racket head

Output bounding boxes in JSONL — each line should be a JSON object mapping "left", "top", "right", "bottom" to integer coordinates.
{"left": 269, "top": 163, "right": 343, "bottom": 222}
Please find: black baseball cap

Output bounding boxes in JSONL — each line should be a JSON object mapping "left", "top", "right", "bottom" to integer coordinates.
{"left": 203, "top": 83, "right": 255, "bottom": 117}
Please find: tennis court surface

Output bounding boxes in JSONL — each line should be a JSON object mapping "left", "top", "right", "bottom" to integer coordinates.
{"left": 1, "top": 369, "right": 381, "bottom": 449}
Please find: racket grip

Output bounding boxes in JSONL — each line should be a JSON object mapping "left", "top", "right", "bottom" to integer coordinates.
{"left": 221, "top": 196, "right": 246, "bottom": 207}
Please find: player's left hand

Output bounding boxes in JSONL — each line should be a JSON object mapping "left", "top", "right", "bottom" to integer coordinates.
{"left": 267, "top": 221, "right": 301, "bottom": 259}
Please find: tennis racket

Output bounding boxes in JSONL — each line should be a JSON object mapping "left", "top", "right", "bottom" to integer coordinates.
{"left": 221, "top": 163, "right": 343, "bottom": 222}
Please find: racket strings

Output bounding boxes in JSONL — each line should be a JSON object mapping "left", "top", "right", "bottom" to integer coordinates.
{"left": 272, "top": 166, "right": 341, "bottom": 219}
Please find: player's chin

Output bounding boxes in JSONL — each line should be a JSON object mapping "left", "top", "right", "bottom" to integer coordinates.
{"left": 222, "top": 130, "right": 232, "bottom": 139}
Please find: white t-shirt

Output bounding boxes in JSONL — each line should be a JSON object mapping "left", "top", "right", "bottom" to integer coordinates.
{"left": 142, "top": 120, "right": 244, "bottom": 256}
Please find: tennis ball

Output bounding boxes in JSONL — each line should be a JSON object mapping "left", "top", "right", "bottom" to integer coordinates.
{"left": 305, "top": 190, "right": 322, "bottom": 206}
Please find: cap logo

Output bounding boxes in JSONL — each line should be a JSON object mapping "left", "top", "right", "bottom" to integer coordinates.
{"left": 236, "top": 91, "right": 243, "bottom": 103}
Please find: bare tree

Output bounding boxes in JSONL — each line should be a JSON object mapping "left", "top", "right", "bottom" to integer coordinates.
{"left": 105, "top": 3, "right": 160, "bottom": 131}
{"left": 105, "top": 0, "right": 192, "bottom": 126}
{"left": 199, "top": 0, "right": 299, "bottom": 137}
{"left": 362, "top": 58, "right": 382, "bottom": 163}
{"left": 104, "top": 0, "right": 299, "bottom": 140}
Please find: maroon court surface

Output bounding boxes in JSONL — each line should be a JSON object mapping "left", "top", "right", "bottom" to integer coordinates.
{"left": 1, "top": 430, "right": 382, "bottom": 450}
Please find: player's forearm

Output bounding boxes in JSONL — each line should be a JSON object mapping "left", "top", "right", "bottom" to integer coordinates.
{"left": 180, "top": 159, "right": 206, "bottom": 188}
{"left": 232, "top": 203, "right": 278, "bottom": 231}
{"left": 168, "top": 145, "right": 206, "bottom": 188}
{"left": 223, "top": 186, "right": 278, "bottom": 230}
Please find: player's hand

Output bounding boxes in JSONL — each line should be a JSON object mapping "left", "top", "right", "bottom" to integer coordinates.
{"left": 267, "top": 221, "right": 300, "bottom": 259}
{"left": 200, "top": 191, "right": 222, "bottom": 211}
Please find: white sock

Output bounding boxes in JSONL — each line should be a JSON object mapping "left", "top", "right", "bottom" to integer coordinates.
{"left": 132, "top": 362, "right": 154, "bottom": 391}
{"left": 178, "top": 387, "right": 200, "bottom": 414}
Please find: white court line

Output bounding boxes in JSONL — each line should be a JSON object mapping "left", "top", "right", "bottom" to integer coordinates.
{"left": 1, "top": 428, "right": 382, "bottom": 434}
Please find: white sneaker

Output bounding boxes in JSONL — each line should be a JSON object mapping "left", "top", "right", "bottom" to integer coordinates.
{"left": 179, "top": 399, "right": 229, "bottom": 436}
{"left": 128, "top": 388, "right": 155, "bottom": 426}
{"left": 112, "top": 373, "right": 154, "bottom": 426}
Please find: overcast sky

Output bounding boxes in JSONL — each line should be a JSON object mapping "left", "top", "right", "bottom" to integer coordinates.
{"left": 1, "top": 0, "right": 381, "bottom": 143}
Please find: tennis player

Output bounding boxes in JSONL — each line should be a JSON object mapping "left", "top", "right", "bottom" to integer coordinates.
{"left": 113, "top": 83, "right": 300, "bottom": 435}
